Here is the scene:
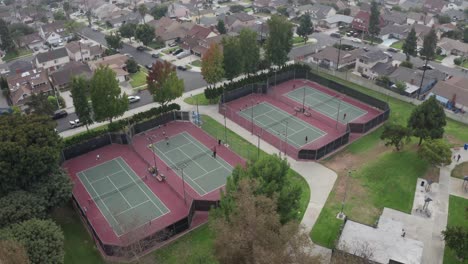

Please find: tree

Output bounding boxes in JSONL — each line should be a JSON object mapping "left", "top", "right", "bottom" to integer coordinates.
{"left": 442, "top": 226, "right": 468, "bottom": 261}
{"left": 8, "top": 23, "right": 35, "bottom": 42}
{"left": 418, "top": 139, "right": 452, "bottom": 169}
{"left": 402, "top": 27, "right": 417, "bottom": 61}
{"left": 0, "top": 191, "right": 46, "bottom": 228}
{"left": 265, "top": 15, "right": 293, "bottom": 66}
{"left": 105, "top": 32, "right": 122, "bottom": 50}
{"left": 229, "top": 5, "right": 244, "bottom": 13}
{"left": 147, "top": 61, "right": 183, "bottom": 106}
{"left": 0, "top": 19, "right": 15, "bottom": 52}
{"left": 64, "top": 20, "right": 81, "bottom": 38}
{"left": 53, "top": 11, "right": 66, "bottom": 20}
{"left": 150, "top": 5, "right": 168, "bottom": 20}
{"left": 28, "top": 168, "right": 72, "bottom": 210}
{"left": 90, "top": 66, "right": 128, "bottom": 123}
{"left": 138, "top": 4, "right": 148, "bottom": 23}
{"left": 26, "top": 93, "right": 56, "bottom": 116}
{"left": 222, "top": 36, "right": 243, "bottom": 80}
{"left": 368, "top": 1, "right": 381, "bottom": 44}
{"left": 119, "top": 23, "right": 137, "bottom": 43}
{"left": 420, "top": 28, "right": 438, "bottom": 60}
{"left": 85, "top": 9, "right": 92, "bottom": 27}
{"left": 408, "top": 96, "right": 446, "bottom": 145}
{"left": 395, "top": 80, "right": 407, "bottom": 94}
{"left": 0, "top": 240, "right": 30, "bottom": 264}
{"left": 437, "top": 14, "right": 451, "bottom": 24}
{"left": 211, "top": 179, "right": 321, "bottom": 264}
{"left": 0, "top": 76, "right": 8, "bottom": 90}
{"left": 464, "top": 27, "right": 468, "bottom": 43}
{"left": 0, "top": 115, "right": 61, "bottom": 195}
{"left": 126, "top": 58, "right": 139, "bottom": 73}
{"left": 135, "top": 24, "right": 155, "bottom": 45}
{"left": 239, "top": 28, "right": 260, "bottom": 75}
{"left": 216, "top": 19, "right": 226, "bottom": 34}
{"left": 70, "top": 76, "right": 93, "bottom": 131}
{"left": 1, "top": 219, "right": 64, "bottom": 264}
{"left": 296, "top": 14, "right": 313, "bottom": 44}
{"left": 277, "top": 6, "right": 289, "bottom": 17}
{"left": 380, "top": 123, "right": 411, "bottom": 151}
{"left": 63, "top": 1, "right": 70, "bottom": 18}
{"left": 399, "top": 60, "right": 413, "bottom": 69}
{"left": 343, "top": 8, "right": 351, "bottom": 15}
{"left": 201, "top": 43, "right": 224, "bottom": 88}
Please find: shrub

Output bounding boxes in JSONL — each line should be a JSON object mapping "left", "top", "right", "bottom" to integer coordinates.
{"left": 454, "top": 57, "right": 463, "bottom": 65}
{"left": 400, "top": 60, "right": 413, "bottom": 68}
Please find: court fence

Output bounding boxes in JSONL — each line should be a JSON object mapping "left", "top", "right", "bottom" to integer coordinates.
{"left": 218, "top": 64, "right": 389, "bottom": 160}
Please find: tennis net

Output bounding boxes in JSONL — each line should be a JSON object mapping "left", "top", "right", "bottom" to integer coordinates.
{"left": 167, "top": 149, "right": 213, "bottom": 170}
{"left": 91, "top": 177, "right": 143, "bottom": 202}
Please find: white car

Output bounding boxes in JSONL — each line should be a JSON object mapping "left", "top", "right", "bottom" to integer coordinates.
{"left": 351, "top": 38, "right": 362, "bottom": 43}
{"left": 128, "top": 95, "right": 140, "bottom": 103}
{"left": 69, "top": 119, "right": 81, "bottom": 128}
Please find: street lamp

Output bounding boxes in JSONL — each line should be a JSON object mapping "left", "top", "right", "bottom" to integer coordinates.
{"left": 338, "top": 169, "right": 354, "bottom": 219}
{"left": 146, "top": 136, "right": 157, "bottom": 169}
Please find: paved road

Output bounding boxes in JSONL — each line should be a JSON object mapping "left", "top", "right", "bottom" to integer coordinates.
{"left": 80, "top": 27, "right": 207, "bottom": 92}
{"left": 55, "top": 90, "right": 153, "bottom": 132}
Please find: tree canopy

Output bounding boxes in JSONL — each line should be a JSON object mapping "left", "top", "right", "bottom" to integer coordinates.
{"left": 420, "top": 28, "right": 438, "bottom": 60}
{"left": 126, "top": 58, "right": 139, "bottom": 73}
{"left": 368, "top": 1, "right": 381, "bottom": 41}
{"left": 26, "top": 93, "right": 56, "bottom": 116}
{"left": 138, "top": 4, "right": 148, "bottom": 23}
{"left": 222, "top": 36, "right": 243, "bottom": 80}
{"left": 90, "top": 66, "right": 128, "bottom": 123}
{"left": 135, "top": 24, "right": 155, "bottom": 46}
{"left": 105, "top": 33, "right": 123, "bottom": 50}
{"left": 53, "top": 11, "right": 66, "bottom": 21}
{"left": 265, "top": 15, "right": 293, "bottom": 66}
{"left": 407, "top": 96, "right": 446, "bottom": 145}
{"left": 296, "top": 14, "right": 313, "bottom": 43}
{"left": 71, "top": 76, "right": 93, "bottom": 130}
{"left": 28, "top": 168, "right": 72, "bottom": 210}
{"left": 0, "top": 18, "right": 15, "bottom": 52}
{"left": 239, "top": 28, "right": 260, "bottom": 75}
{"left": 442, "top": 226, "right": 468, "bottom": 261}
{"left": 0, "top": 191, "right": 46, "bottom": 228}
{"left": 402, "top": 27, "right": 417, "bottom": 61}
{"left": 217, "top": 19, "right": 226, "bottom": 34}
{"left": 201, "top": 43, "right": 224, "bottom": 87}
{"left": 150, "top": 5, "right": 168, "bottom": 20}
{"left": 119, "top": 23, "right": 137, "bottom": 42}
{"left": 418, "top": 139, "right": 452, "bottom": 168}
{"left": 147, "top": 61, "right": 183, "bottom": 105}
{"left": 380, "top": 123, "right": 412, "bottom": 151}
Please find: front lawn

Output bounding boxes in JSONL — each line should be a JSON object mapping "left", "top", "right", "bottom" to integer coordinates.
{"left": 184, "top": 93, "right": 217, "bottom": 105}
{"left": 161, "top": 47, "right": 179, "bottom": 55}
{"left": 451, "top": 162, "right": 468, "bottom": 179}
{"left": 190, "top": 59, "right": 202, "bottom": 67}
{"left": 51, "top": 203, "right": 103, "bottom": 264}
{"left": 148, "top": 40, "right": 165, "bottom": 50}
{"left": 443, "top": 196, "right": 468, "bottom": 264}
{"left": 293, "top": 36, "right": 307, "bottom": 46}
{"left": 129, "top": 70, "right": 147, "bottom": 88}
{"left": 435, "top": 54, "right": 446, "bottom": 62}
{"left": 2, "top": 48, "right": 33, "bottom": 62}
{"left": 390, "top": 40, "right": 403, "bottom": 50}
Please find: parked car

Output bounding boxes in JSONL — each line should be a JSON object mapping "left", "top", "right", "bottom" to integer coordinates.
{"left": 330, "top": 32, "right": 341, "bottom": 38}
{"left": 128, "top": 95, "right": 140, "bottom": 103}
{"left": 151, "top": 53, "right": 159, "bottom": 58}
{"left": 52, "top": 109, "right": 68, "bottom": 120}
{"left": 177, "top": 65, "right": 187, "bottom": 71}
{"left": 383, "top": 52, "right": 393, "bottom": 59}
{"left": 351, "top": 38, "right": 362, "bottom": 43}
{"left": 387, "top": 47, "right": 398, "bottom": 53}
{"left": 136, "top": 46, "right": 145, "bottom": 51}
{"left": 362, "top": 47, "right": 369, "bottom": 52}
{"left": 124, "top": 53, "right": 133, "bottom": 58}
{"left": 145, "top": 64, "right": 153, "bottom": 69}
{"left": 168, "top": 42, "right": 178, "bottom": 47}
{"left": 418, "top": 65, "right": 434, "bottom": 70}
{"left": 69, "top": 119, "right": 81, "bottom": 128}
{"left": 176, "top": 51, "right": 190, "bottom": 59}
{"left": 173, "top": 49, "right": 184, "bottom": 55}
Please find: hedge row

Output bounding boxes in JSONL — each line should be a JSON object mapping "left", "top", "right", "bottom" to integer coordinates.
{"left": 63, "top": 103, "right": 180, "bottom": 147}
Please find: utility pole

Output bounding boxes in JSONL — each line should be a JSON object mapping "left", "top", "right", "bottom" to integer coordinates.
{"left": 417, "top": 58, "right": 429, "bottom": 100}
{"left": 336, "top": 37, "right": 342, "bottom": 71}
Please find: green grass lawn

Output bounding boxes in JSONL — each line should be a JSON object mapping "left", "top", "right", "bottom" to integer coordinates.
{"left": 443, "top": 196, "right": 468, "bottom": 264}
{"left": 129, "top": 70, "right": 147, "bottom": 88}
{"left": 462, "top": 60, "right": 468, "bottom": 69}
{"left": 293, "top": 36, "right": 307, "bottom": 46}
{"left": 451, "top": 162, "right": 468, "bottom": 179}
{"left": 161, "top": 47, "right": 179, "bottom": 55}
{"left": 2, "top": 48, "right": 33, "bottom": 62}
{"left": 390, "top": 40, "right": 403, "bottom": 50}
{"left": 51, "top": 202, "right": 103, "bottom": 264}
{"left": 184, "top": 93, "right": 217, "bottom": 105}
{"left": 244, "top": 7, "right": 253, "bottom": 12}
{"left": 190, "top": 59, "right": 202, "bottom": 67}
{"left": 435, "top": 54, "right": 446, "bottom": 62}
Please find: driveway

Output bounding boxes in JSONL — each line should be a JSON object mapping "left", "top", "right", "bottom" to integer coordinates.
{"left": 381, "top": 38, "right": 399, "bottom": 47}
{"left": 441, "top": 55, "right": 457, "bottom": 68}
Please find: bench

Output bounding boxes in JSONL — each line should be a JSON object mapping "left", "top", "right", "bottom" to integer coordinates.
{"left": 294, "top": 107, "right": 301, "bottom": 112}
{"left": 156, "top": 174, "right": 166, "bottom": 182}
{"left": 304, "top": 112, "right": 311, "bottom": 117}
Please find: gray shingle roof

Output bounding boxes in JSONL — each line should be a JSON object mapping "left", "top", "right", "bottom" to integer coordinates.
{"left": 36, "top": 48, "right": 68, "bottom": 64}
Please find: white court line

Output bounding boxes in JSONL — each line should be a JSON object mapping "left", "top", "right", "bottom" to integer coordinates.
{"left": 106, "top": 175, "right": 132, "bottom": 208}
{"left": 90, "top": 170, "right": 125, "bottom": 184}
{"left": 115, "top": 200, "right": 151, "bottom": 217}
{"left": 191, "top": 166, "right": 223, "bottom": 181}
{"left": 163, "top": 141, "right": 194, "bottom": 155}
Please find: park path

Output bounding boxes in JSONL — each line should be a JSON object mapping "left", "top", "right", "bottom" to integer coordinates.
{"left": 175, "top": 89, "right": 337, "bottom": 261}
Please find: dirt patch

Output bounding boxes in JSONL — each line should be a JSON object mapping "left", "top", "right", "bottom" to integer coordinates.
{"left": 452, "top": 162, "right": 468, "bottom": 179}
{"left": 445, "top": 134, "right": 464, "bottom": 147}
{"left": 423, "top": 167, "right": 440, "bottom": 183}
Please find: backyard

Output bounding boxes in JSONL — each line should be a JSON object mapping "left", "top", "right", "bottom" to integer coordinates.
{"left": 443, "top": 195, "right": 468, "bottom": 264}
{"left": 2, "top": 48, "right": 33, "bottom": 62}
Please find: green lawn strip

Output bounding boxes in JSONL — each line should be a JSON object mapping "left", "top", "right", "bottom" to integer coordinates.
{"left": 451, "top": 162, "right": 468, "bottom": 179}
{"left": 3, "top": 48, "right": 33, "bottom": 62}
{"left": 293, "top": 36, "right": 304, "bottom": 44}
{"left": 184, "top": 93, "right": 217, "bottom": 105}
{"left": 153, "top": 224, "right": 218, "bottom": 264}
{"left": 443, "top": 196, "right": 468, "bottom": 264}
{"left": 51, "top": 202, "right": 103, "bottom": 264}
{"left": 311, "top": 149, "right": 429, "bottom": 248}
{"left": 190, "top": 60, "right": 202, "bottom": 67}
{"left": 390, "top": 40, "right": 403, "bottom": 49}
{"left": 130, "top": 70, "right": 147, "bottom": 88}
{"left": 200, "top": 114, "right": 310, "bottom": 221}
{"left": 435, "top": 54, "right": 446, "bottom": 62}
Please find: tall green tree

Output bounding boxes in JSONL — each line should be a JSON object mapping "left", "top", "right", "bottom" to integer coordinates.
{"left": 28, "top": 168, "right": 72, "bottom": 210}
{"left": 150, "top": 5, "right": 168, "bottom": 20}
{"left": 90, "top": 66, "right": 128, "bottom": 123}
{"left": 402, "top": 27, "right": 417, "bottom": 61}
{"left": 0, "top": 18, "right": 15, "bottom": 51}
{"left": 105, "top": 32, "right": 122, "bottom": 50}
{"left": 296, "top": 14, "right": 313, "bottom": 44}
{"left": 70, "top": 76, "right": 93, "bottom": 131}
{"left": 0, "top": 115, "right": 61, "bottom": 195}
{"left": 8, "top": 23, "right": 35, "bottom": 43}
{"left": 0, "top": 219, "right": 64, "bottom": 264}
{"left": 217, "top": 19, "right": 226, "bottom": 34}
{"left": 464, "top": 27, "right": 468, "bottom": 43}
{"left": 64, "top": 20, "right": 81, "bottom": 38}
{"left": 53, "top": 11, "right": 66, "bottom": 20}
{"left": 408, "top": 96, "right": 446, "bottom": 145}
{"left": 418, "top": 139, "right": 452, "bottom": 172}
{"left": 119, "top": 23, "right": 137, "bottom": 43}
{"left": 442, "top": 226, "right": 468, "bottom": 261}
{"left": 239, "top": 28, "right": 260, "bottom": 75}
{"left": 368, "top": 1, "right": 381, "bottom": 43}
{"left": 380, "top": 123, "right": 412, "bottom": 151}
{"left": 265, "top": 15, "right": 293, "bottom": 66}
{"left": 135, "top": 24, "right": 155, "bottom": 45}
{"left": 86, "top": 9, "right": 92, "bottom": 27}
{"left": 125, "top": 58, "right": 139, "bottom": 73}
{"left": 138, "top": 4, "right": 148, "bottom": 23}
{"left": 147, "top": 61, "right": 183, "bottom": 106}
{"left": 201, "top": 43, "right": 224, "bottom": 88}
{"left": 418, "top": 28, "right": 438, "bottom": 98}
{"left": 0, "top": 191, "right": 46, "bottom": 228}
{"left": 63, "top": 1, "right": 70, "bottom": 18}
{"left": 26, "top": 93, "right": 56, "bottom": 116}
{"left": 222, "top": 36, "right": 243, "bottom": 80}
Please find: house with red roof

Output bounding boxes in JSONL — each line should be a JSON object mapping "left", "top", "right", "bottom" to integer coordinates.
{"left": 180, "top": 25, "right": 218, "bottom": 57}
{"left": 351, "top": 10, "right": 384, "bottom": 33}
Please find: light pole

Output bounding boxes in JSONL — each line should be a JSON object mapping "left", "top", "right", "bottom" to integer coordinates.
{"left": 284, "top": 120, "right": 288, "bottom": 156}
{"left": 250, "top": 99, "right": 254, "bottom": 134}
{"left": 257, "top": 133, "right": 261, "bottom": 160}
{"left": 339, "top": 170, "right": 354, "bottom": 219}
{"left": 335, "top": 99, "right": 342, "bottom": 129}
{"left": 302, "top": 85, "right": 306, "bottom": 112}
{"left": 147, "top": 136, "right": 157, "bottom": 169}
{"left": 180, "top": 165, "right": 187, "bottom": 205}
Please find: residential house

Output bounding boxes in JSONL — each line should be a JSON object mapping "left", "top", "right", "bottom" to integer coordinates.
{"left": 223, "top": 13, "right": 257, "bottom": 32}
{"left": 388, "top": 67, "right": 446, "bottom": 96}
{"left": 108, "top": 11, "right": 147, "bottom": 28}
{"left": 437, "top": 23, "right": 458, "bottom": 33}
{"left": 39, "top": 21, "right": 69, "bottom": 45}
{"left": 406, "top": 12, "right": 434, "bottom": 26}
{"left": 307, "top": 4, "right": 337, "bottom": 23}
{"left": 88, "top": 54, "right": 129, "bottom": 82}
{"left": 314, "top": 0, "right": 347, "bottom": 10}
{"left": 295, "top": 4, "right": 314, "bottom": 16}
{"left": 380, "top": 24, "right": 411, "bottom": 40}
{"left": 319, "top": 14, "right": 353, "bottom": 28}
{"left": 429, "top": 76, "right": 468, "bottom": 112}
{"left": 18, "top": 33, "right": 44, "bottom": 50}
{"left": 351, "top": 10, "right": 385, "bottom": 33}
{"left": 441, "top": 9, "right": 465, "bottom": 21}
{"left": 167, "top": 3, "right": 191, "bottom": 19}
{"left": 65, "top": 41, "right": 105, "bottom": 62}
{"left": 149, "top": 17, "right": 195, "bottom": 46}
{"left": 354, "top": 50, "right": 389, "bottom": 79}
{"left": 35, "top": 48, "right": 70, "bottom": 72}
{"left": 308, "top": 47, "right": 365, "bottom": 70}
{"left": 180, "top": 25, "right": 218, "bottom": 56}
{"left": 195, "top": 35, "right": 224, "bottom": 57}
{"left": 93, "top": 3, "right": 121, "bottom": 21}
{"left": 8, "top": 60, "right": 34, "bottom": 75}
{"left": 381, "top": 10, "right": 407, "bottom": 26}
{"left": 368, "top": 60, "right": 398, "bottom": 79}
{"left": 231, "top": 21, "right": 269, "bottom": 42}
{"left": 50, "top": 62, "right": 93, "bottom": 90}
{"left": 438, "top": 37, "right": 468, "bottom": 57}
{"left": 423, "top": 0, "right": 445, "bottom": 14}
{"left": 6, "top": 69, "right": 53, "bottom": 108}
{"left": 400, "top": 0, "right": 424, "bottom": 11}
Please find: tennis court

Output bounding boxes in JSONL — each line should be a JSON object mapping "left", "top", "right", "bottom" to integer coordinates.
{"left": 286, "top": 86, "right": 367, "bottom": 124}
{"left": 239, "top": 102, "right": 326, "bottom": 148}
{"left": 77, "top": 157, "right": 170, "bottom": 236}
{"left": 152, "top": 132, "right": 233, "bottom": 196}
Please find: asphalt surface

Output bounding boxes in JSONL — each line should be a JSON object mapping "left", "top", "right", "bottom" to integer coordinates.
{"left": 80, "top": 27, "right": 207, "bottom": 91}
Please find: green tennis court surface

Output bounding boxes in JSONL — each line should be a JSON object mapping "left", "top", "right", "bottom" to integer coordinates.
{"left": 286, "top": 86, "right": 367, "bottom": 124}
{"left": 78, "top": 157, "right": 170, "bottom": 236}
{"left": 239, "top": 102, "right": 325, "bottom": 148}
{"left": 152, "top": 132, "right": 233, "bottom": 196}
